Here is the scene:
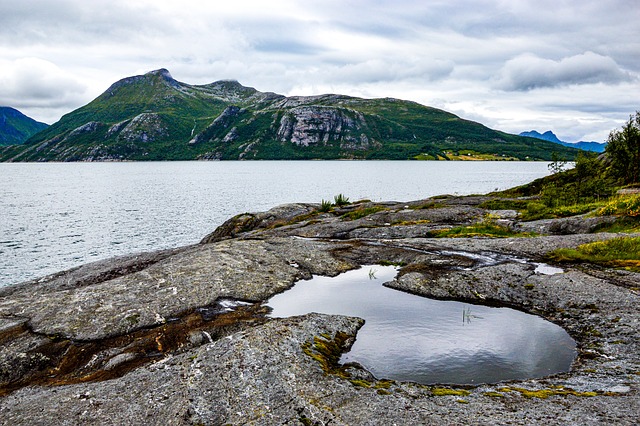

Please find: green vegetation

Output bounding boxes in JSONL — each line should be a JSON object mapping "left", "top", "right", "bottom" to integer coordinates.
{"left": 301, "top": 333, "right": 352, "bottom": 379}
{"left": 0, "top": 69, "right": 583, "bottom": 162}
{"left": 0, "top": 107, "right": 49, "bottom": 145}
{"left": 333, "top": 194, "right": 350, "bottom": 206}
{"left": 487, "top": 112, "right": 640, "bottom": 225}
{"left": 341, "top": 206, "right": 386, "bottom": 220}
{"left": 521, "top": 200, "right": 605, "bottom": 221}
{"left": 319, "top": 199, "right": 333, "bottom": 212}
{"left": 427, "top": 214, "right": 534, "bottom": 238}
{"left": 430, "top": 387, "right": 471, "bottom": 397}
{"left": 597, "top": 194, "right": 640, "bottom": 217}
{"left": 606, "top": 111, "right": 640, "bottom": 185}
{"left": 592, "top": 216, "right": 640, "bottom": 233}
{"left": 302, "top": 333, "right": 400, "bottom": 392}
{"left": 546, "top": 236, "right": 640, "bottom": 272}
{"left": 497, "top": 386, "right": 598, "bottom": 399}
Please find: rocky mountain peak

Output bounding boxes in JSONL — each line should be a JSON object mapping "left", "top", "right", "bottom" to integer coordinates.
{"left": 145, "top": 68, "right": 173, "bottom": 79}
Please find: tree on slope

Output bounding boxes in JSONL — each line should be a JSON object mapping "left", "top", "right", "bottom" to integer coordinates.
{"left": 606, "top": 111, "right": 640, "bottom": 185}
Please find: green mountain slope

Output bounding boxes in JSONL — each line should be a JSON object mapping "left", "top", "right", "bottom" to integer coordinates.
{"left": 1, "top": 69, "right": 581, "bottom": 162}
{"left": 0, "top": 107, "right": 49, "bottom": 145}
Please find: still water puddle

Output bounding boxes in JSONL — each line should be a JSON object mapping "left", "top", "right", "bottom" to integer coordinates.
{"left": 266, "top": 265, "right": 576, "bottom": 385}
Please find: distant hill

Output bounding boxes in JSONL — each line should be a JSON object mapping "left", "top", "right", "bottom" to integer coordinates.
{"left": 1, "top": 69, "right": 581, "bottom": 162}
{"left": 0, "top": 107, "right": 48, "bottom": 145}
{"left": 519, "top": 130, "right": 606, "bottom": 153}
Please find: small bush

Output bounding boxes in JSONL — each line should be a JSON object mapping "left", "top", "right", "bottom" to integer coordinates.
{"left": 333, "top": 193, "right": 350, "bottom": 206}
{"left": 319, "top": 199, "right": 333, "bottom": 212}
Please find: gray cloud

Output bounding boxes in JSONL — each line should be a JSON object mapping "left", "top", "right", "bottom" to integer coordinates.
{"left": 0, "top": 58, "right": 87, "bottom": 123}
{"left": 495, "top": 52, "right": 633, "bottom": 91}
{"left": 0, "top": 0, "right": 637, "bottom": 139}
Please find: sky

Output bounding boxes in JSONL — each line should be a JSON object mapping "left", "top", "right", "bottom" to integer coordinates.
{"left": 0, "top": 0, "right": 638, "bottom": 142}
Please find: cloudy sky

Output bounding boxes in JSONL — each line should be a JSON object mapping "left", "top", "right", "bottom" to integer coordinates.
{"left": 1, "top": 0, "right": 638, "bottom": 142}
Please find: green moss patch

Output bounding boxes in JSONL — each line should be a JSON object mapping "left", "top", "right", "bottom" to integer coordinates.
{"left": 430, "top": 387, "right": 471, "bottom": 397}
{"left": 302, "top": 334, "right": 399, "bottom": 393}
{"left": 497, "top": 386, "right": 597, "bottom": 399}
{"left": 426, "top": 222, "right": 532, "bottom": 238}
{"left": 341, "top": 206, "right": 386, "bottom": 221}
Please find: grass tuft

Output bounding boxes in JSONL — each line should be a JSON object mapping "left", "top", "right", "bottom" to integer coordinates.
{"left": 319, "top": 199, "right": 333, "bottom": 213}
{"left": 546, "top": 236, "right": 640, "bottom": 272}
{"left": 333, "top": 194, "right": 350, "bottom": 206}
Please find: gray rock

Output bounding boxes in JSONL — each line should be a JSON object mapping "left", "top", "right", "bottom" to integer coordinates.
{"left": 1, "top": 196, "right": 638, "bottom": 425}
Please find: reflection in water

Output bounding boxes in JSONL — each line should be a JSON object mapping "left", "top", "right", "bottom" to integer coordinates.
{"left": 266, "top": 265, "right": 576, "bottom": 385}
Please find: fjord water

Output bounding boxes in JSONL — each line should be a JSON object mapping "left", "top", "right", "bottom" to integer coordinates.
{"left": 267, "top": 266, "right": 577, "bottom": 385}
{"left": 0, "top": 161, "right": 552, "bottom": 287}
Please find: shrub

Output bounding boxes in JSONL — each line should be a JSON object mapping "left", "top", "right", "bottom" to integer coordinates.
{"left": 319, "top": 199, "right": 333, "bottom": 212}
{"left": 333, "top": 193, "right": 350, "bottom": 206}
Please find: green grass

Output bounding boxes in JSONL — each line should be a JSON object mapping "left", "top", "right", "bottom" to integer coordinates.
{"left": 520, "top": 201, "right": 604, "bottom": 221}
{"left": 427, "top": 223, "right": 527, "bottom": 238}
{"left": 479, "top": 198, "right": 531, "bottom": 211}
{"left": 592, "top": 216, "right": 640, "bottom": 233}
{"left": 546, "top": 236, "right": 640, "bottom": 271}
{"left": 426, "top": 216, "right": 534, "bottom": 238}
{"left": 480, "top": 197, "right": 604, "bottom": 221}
{"left": 341, "top": 206, "right": 386, "bottom": 220}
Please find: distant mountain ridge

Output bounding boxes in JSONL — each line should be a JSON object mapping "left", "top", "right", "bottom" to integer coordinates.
{"left": 1, "top": 69, "right": 581, "bottom": 161}
{"left": 0, "top": 107, "right": 48, "bottom": 145}
{"left": 519, "top": 130, "right": 606, "bottom": 153}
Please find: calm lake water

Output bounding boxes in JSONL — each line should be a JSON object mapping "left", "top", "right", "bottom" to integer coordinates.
{"left": 0, "top": 161, "right": 552, "bottom": 287}
{"left": 267, "top": 265, "right": 576, "bottom": 385}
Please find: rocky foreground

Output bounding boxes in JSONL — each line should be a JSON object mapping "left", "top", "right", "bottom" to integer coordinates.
{"left": 0, "top": 196, "right": 638, "bottom": 425}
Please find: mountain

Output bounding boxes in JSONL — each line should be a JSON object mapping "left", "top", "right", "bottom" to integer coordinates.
{"left": 0, "top": 107, "right": 49, "bottom": 145}
{"left": 1, "top": 69, "right": 582, "bottom": 162}
{"left": 519, "top": 130, "right": 606, "bottom": 153}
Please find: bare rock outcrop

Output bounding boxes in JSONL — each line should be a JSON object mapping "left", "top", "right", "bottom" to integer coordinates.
{"left": 0, "top": 195, "right": 638, "bottom": 425}
{"left": 117, "top": 113, "right": 168, "bottom": 143}
{"left": 276, "top": 106, "right": 370, "bottom": 148}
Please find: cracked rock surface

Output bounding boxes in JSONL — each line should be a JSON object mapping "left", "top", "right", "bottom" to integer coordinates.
{"left": 0, "top": 195, "right": 638, "bottom": 425}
